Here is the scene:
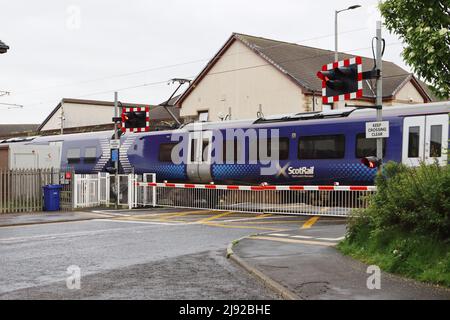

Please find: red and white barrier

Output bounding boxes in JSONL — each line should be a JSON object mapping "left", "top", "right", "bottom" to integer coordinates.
{"left": 135, "top": 182, "right": 376, "bottom": 192}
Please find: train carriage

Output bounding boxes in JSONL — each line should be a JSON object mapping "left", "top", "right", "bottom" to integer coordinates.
{"left": 4, "top": 102, "right": 449, "bottom": 186}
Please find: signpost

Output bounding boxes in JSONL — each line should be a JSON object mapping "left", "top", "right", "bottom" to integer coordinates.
{"left": 365, "top": 121, "right": 389, "bottom": 139}
{"left": 110, "top": 139, "right": 121, "bottom": 150}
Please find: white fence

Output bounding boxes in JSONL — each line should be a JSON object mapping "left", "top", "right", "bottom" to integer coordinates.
{"left": 73, "top": 173, "right": 156, "bottom": 209}
{"left": 133, "top": 181, "right": 377, "bottom": 217}
{"left": 71, "top": 172, "right": 376, "bottom": 217}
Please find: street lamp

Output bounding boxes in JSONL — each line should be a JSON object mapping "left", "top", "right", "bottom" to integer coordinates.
{"left": 0, "top": 40, "right": 9, "bottom": 54}
{"left": 335, "top": 5, "right": 361, "bottom": 61}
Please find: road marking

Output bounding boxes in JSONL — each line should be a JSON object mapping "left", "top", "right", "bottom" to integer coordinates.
{"left": 93, "top": 219, "right": 187, "bottom": 226}
{"left": 301, "top": 216, "right": 320, "bottom": 229}
{"left": 203, "top": 222, "right": 285, "bottom": 231}
{"left": 250, "top": 236, "right": 337, "bottom": 247}
{"left": 268, "top": 233, "right": 291, "bottom": 237}
{"left": 316, "top": 236, "right": 345, "bottom": 241}
{"left": 292, "top": 235, "right": 314, "bottom": 239}
{"left": 196, "top": 211, "right": 234, "bottom": 224}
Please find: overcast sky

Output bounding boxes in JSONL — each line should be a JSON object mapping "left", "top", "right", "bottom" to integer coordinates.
{"left": 0, "top": 0, "right": 408, "bottom": 124}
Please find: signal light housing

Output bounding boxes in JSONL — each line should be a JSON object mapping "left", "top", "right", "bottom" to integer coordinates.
{"left": 121, "top": 106, "right": 150, "bottom": 133}
{"left": 361, "top": 156, "right": 381, "bottom": 169}
{"left": 318, "top": 56, "right": 363, "bottom": 104}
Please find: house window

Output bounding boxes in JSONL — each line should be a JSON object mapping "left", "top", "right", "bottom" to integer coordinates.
{"left": 84, "top": 147, "right": 97, "bottom": 164}
{"left": 67, "top": 148, "right": 81, "bottom": 164}
{"left": 298, "top": 135, "right": 345, "bottom": 159}
{"left": 198, "top": 111, "right": 209, "bottom": 122}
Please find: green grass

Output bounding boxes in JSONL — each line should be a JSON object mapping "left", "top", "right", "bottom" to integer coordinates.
{"left": 337, "top": 226, "right": 450, "bottom": 287}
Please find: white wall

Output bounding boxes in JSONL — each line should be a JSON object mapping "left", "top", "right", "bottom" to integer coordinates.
{"left": 41, "top": 102, "right": 115, "bottom": 131}
{"left": 180, "top": 40, "right": 307, "bottom": 121}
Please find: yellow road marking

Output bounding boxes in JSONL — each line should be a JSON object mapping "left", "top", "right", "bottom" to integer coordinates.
{"left": 116, "top": 210, "right": 213, "bottom": 221}
{"left": 250, "top": 236, "right": 337, "bottom": 246}
{"left": 301, "top": 216, "right": 320, "bottom": 229}
{"left": 196, "top": 211, "right": 234, "bottom": 224}
{"left": 237, "top": 220, "right": 308, "bottom": 224}
{"left": 203, "top": 222, "right": 286, "bottom": 231}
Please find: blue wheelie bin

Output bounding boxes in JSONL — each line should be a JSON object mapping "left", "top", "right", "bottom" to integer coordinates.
{"left": 43, "top": 185, "right": 62, "bottom": 211}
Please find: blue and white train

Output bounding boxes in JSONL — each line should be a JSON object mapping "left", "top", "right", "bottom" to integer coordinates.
{"left": 4, "top": 102, "right": 449, "bottom": 186}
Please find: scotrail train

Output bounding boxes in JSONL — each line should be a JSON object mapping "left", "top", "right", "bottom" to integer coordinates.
{"left": 3, "top": 102, "right": 449, "bottom": 186}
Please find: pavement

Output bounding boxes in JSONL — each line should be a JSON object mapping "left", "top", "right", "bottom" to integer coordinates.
{"left": 231, "top": 220, "right": 450, "bottom": 300}
{"left": 0, "top": 208, "right": 449, "bottom": 300}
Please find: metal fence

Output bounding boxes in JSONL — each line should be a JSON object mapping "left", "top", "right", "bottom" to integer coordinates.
{"left": 0, "top": 168, "right": 74, "bottom": 213}
{"left": 134, "top": 182, "right": 377, "bottom": 217}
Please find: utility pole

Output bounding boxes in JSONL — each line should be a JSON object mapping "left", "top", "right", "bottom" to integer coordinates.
{"left": 114, "top": 91, "right": 119, "bottom": 209}
{"left": 375, "top": 21, "right": 383, "bottom": 164}
{"left": 334, "top": 5, "right": 361, "bottom": 61}
{"left": 60, "top": 104, "right": 65, "bottom": 135}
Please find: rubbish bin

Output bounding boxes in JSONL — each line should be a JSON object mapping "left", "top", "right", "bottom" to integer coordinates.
{"left": 42, "top": 185, "right": 62, "bottom": 211}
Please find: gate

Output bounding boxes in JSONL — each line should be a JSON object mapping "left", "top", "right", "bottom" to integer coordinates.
{"left": 133, "top": 180, "right": 376, "bottom": 217}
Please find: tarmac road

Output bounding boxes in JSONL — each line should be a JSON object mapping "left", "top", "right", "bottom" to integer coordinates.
{"left": 0, "top": 210, "right": 285, "bottom": 299}
{"left": 1, "top": 208, "right": 448, "bottom": 299}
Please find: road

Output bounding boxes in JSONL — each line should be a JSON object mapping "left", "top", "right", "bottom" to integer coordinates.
{"left": 0, "top": 208, "right": 313, "bottom": 299}
{"left": 1, "top": 208, "right": 447, "bottom": 299}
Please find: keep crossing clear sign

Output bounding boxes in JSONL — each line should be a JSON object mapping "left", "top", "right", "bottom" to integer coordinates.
{"left": 366, "top": 121, "right": 389, "bottom": 138}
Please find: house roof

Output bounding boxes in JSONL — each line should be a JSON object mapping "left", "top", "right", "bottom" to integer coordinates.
{"left": 0, "top": 124, "right": 39, "bottom": 136}
{"left": 177, "top": 33, "right": 433, "bottom": 106}
{"left": 38, "top": 98, "right": 180, "bottom": 131}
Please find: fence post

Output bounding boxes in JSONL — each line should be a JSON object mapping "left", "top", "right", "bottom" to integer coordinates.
{"left": 73, "top": 173, "right": 78, "bottom": 209}
{"left": 152, "top": 173, "right": 156, "bottom": 207}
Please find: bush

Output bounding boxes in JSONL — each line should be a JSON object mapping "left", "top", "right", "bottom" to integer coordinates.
{"left": 341, "top": 162, "right": 450, "bottom": 287}
{"left": 347, "top": 162, "right": 450, "bottom": 241}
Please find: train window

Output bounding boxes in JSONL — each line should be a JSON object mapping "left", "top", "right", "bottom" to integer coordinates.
{"left": 253, "top": 138, "right": 290, "bottom": 161}
{"left": 202, "top": 139, "right": 210, "bottom": 162}
{"left": 67, "top": 148, "right": 81, "bottom": 164}
{"left": 355, "top": 133, "right": 386, "bottom": 158}
{"left": 430, "top": 125, "right": 442, "bottom": 157}
{"left": 84, "top": 147, "right": 97, "bottom": 164}
{"left": 159, "top": 143, "right": 177, "bottom": 162}
{"left": 222, "top": 139, "right": 241, "bottom": 163}
{"left": 408, "top": 126, "right": 420, "bottom": 158}
{"left": 298, "top": 135, "right": 345, "bottom": 159}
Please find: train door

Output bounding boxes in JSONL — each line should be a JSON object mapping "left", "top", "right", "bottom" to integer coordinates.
{"left": 402, "top": 114, "right": 448, "bottom": 166}
{"left": 186, "top": 130, "right": 213, "bottom": 182}
{"left": 424, "top": 114, "right": 448, "bottom": 165}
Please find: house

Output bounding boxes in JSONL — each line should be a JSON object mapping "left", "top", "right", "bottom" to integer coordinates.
{"left": 177, "top": 33, "right": 434, "bottom": 122}
{"left": 36, "top": 97, "right": 180, "bottom": 135}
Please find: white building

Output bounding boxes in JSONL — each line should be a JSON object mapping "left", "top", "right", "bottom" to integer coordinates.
{"left": 177, "top": 33, "right": 435, "bottom": 122}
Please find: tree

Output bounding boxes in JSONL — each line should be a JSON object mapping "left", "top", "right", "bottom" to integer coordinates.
{"left": 379, "top": 0, "right": 450, "bottom": 99}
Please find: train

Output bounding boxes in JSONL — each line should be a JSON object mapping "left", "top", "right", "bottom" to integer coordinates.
{"left": 2, "top": 101, "right": 449, "bottom": 186}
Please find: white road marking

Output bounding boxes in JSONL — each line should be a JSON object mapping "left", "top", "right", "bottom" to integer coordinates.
{"left": 94, "top": 219, "right": 188, "bottom": 226}
{"left": 292, "top": 235, "right": 314, "bottom": 239}
{"left": 0, "top": 221, "right": 185, "bottom": 244}
{"left": 268, "top": 233, "right": 291, "bottom": 237}
{"left": 316, "top": 236, "right": 345, "bottom": 241}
